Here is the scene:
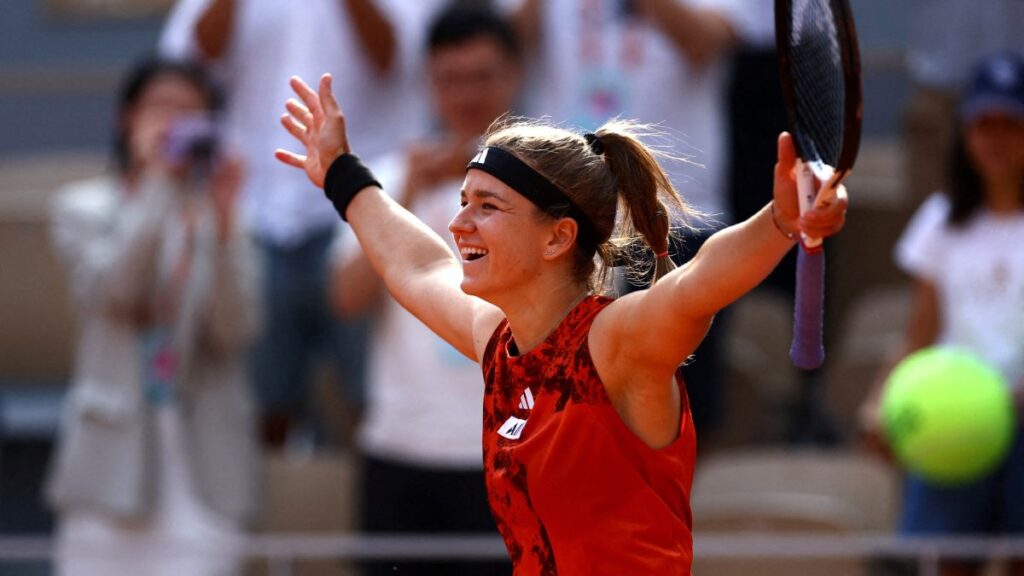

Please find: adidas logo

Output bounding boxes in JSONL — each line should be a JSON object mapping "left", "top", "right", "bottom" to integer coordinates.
{"left": 498, "top": 389, "right": 535, "bottom": 440}
{"left": 518, "top": 388, "right": 534, "bottom": 410}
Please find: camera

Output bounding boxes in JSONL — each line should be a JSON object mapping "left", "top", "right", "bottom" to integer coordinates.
{"left": 163, "top": 114, "right": 219, "bottom": 178}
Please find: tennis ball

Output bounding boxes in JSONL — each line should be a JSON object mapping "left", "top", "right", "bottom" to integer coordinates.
{"left": 881, "top": 346, "right": 1015, "bottom": 486}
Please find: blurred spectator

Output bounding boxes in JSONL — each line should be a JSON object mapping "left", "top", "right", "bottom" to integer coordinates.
{"left": 512, "top": 0, "right": 746, "bottom": 438}
{"left": 46, "top": 57, "right": 260, "bottom": 576}
{"left": 864, "top": 52, "right": 1024, "bottom": 576}
{"left": 514, "top": 0, "right": 744, "bottom": 221}
{"left": 332, "top": 2, "right": 520, "bottom": 574}
{"left": 904, "top": 0, "right": 1024, "bottom": 207}
{"left": 158, "top": 0, "right": 443, "bottom": 448}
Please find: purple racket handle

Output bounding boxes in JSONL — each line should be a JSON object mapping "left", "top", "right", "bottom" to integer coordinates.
{"left": 790, "top": 246, "right": 825, "bottom": 370}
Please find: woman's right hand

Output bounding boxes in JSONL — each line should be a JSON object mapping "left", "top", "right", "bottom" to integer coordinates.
{"left": 275, "top": 74, "right": 351, "bottom": 188}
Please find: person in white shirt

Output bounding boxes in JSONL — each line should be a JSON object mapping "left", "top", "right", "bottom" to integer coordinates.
{"left": 513, "top": 0, "right": 753, "bottom": 439}
{"left": 331, "top": 3, "right": 523, "bottom": 574}
{"left": 865, "top": 52, "right": 1024, "bottom": 576}
{"left": 514, "top": 0, "right": 750, "bottom": 222}
{"left": 158, "top": 0, "right": 444, "bottom": 446}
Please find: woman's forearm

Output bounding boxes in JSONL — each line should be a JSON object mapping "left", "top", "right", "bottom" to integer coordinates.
{"left": 342, "top": 0, "right": 396, "bottom": 75}
{"left": 345, "top": 186, "right": 462, "bottom": 302}
{"left": 664, "top": 203, "right": 796, "bottom": 318}
{"left": 636, "top": 0, "right": 737, "bottom": 69}
{"left": 510, "top": 0, "right": 543, "bottom": 59}
{"left": 195, "top": 0, "right": 234, "bottom": 60}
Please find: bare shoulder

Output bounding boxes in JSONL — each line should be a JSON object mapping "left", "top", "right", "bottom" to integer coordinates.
{"left": 589, "top": 291, "right": 644, "bottom": 356}
{"left": 589, "top": 288, "right": 702, "bottom": 386}
{"left": 587, "top": 292, "right": 646, "bottom": 383}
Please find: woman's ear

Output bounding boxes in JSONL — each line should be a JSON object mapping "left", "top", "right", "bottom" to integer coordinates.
{"left": 542, "top": 217, "right": 579, "bottom": 261}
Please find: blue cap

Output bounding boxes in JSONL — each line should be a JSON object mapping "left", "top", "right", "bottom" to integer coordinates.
{"left": 961, "top": 52, "right": 1024, "bottom": 124}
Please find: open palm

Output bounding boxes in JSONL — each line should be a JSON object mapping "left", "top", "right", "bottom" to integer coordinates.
{"left": 275, "top": 74, "right": 351, "bottom": 188}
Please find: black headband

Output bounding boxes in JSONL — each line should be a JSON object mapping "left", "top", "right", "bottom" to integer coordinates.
{"left": 467, "top": 146, "right": 596, "bottom": 241}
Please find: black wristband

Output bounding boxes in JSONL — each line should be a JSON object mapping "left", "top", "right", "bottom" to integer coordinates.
{"left": 323, "top": 153, "right": 381, "bottom": 222}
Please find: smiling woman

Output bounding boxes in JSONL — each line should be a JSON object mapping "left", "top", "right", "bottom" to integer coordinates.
{"left": 275, "top": 72, "right": 848, "bottom": 575}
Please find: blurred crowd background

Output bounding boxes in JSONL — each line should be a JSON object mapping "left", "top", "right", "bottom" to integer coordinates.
{"left": 0, "top": 1, "right": 1021, "bottom": 575}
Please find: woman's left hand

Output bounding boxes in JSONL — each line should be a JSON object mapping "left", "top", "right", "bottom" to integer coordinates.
{"left": 772, "top": 131, "right": 849, "bottom": 240}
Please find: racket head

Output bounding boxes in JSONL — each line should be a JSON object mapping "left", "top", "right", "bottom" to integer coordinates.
{"left": 776, "top": 0, "right": 863, "bottom": 179}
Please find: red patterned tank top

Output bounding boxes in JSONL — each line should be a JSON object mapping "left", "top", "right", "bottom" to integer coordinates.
{"left": 481, "top": 295, "right": 697, "bottom": 575}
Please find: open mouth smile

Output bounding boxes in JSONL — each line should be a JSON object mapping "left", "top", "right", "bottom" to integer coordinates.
{"left": 460, "top": 247, "right": 489, "bottom": 262}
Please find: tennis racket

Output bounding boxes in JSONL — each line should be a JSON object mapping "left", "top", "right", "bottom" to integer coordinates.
{"left": 775, "top": 0, "right": 862, "bottom": 370}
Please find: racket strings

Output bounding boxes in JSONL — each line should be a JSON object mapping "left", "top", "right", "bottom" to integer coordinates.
{"left": 788, "top": 0, "right": 845, "bottom": 167}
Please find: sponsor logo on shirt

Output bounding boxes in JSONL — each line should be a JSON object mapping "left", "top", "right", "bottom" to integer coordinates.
{"left": 498, "top": 416, "right": 528, "bottom": 440}
{"left": 518, "top": 388, "right": 535, "bottom": 410}
{"left": 498, "top": 388, "right": 534, "bottom": 440}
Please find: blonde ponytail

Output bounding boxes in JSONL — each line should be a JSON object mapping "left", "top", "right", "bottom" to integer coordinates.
{"left": 593, "top": 121, "right": 694, "bottom": 286}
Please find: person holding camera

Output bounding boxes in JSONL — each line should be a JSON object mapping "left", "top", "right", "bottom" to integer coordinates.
{"left": 46, "top": 57, "right": 261, "bottom": 576}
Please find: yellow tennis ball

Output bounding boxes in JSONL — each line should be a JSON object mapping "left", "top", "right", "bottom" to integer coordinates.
{"left": 881, "top": 347, "right": 1015, "bottom": 485}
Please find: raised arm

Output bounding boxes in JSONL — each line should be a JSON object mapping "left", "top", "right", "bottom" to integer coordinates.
{"left": 515, "top": 0, "right": 736, "bottom": 70}
{"left": 588, "top": 132, "right": 844, "bottom": 448}
{"left": 510, "top": 0, "right": 542, "bottom": 59}
{"left": 635, "top": 0, "right": 738, "bottom": 69}
{"left": 275, "top": 75, "right": 501, "bottom": 360}
{"left": 596, "top": 133, "right": 847, "bottom": 378}
{"left": 195, "top": 0, "right": 234, "bottom": 60}
{"left": 342, "top": 0, "right": 397, "bottom": 75}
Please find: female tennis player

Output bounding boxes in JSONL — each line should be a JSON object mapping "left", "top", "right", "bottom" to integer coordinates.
{"left": 276, "top": 73, "right": 847, "bottom": 575}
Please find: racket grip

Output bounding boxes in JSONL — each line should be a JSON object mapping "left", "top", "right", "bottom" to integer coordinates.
{"left": 790, "top": 247, "right": 825, "bottom": 370}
